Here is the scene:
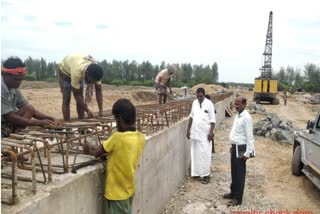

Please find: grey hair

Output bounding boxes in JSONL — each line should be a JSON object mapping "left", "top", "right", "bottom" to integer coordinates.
{"left": 167, "top": 64, "right": 176, "bottom": 74}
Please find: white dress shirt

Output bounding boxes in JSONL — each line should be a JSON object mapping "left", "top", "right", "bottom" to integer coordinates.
{"left": 189, "top": 98, "right": 216, "bottom": 141}
{"left": 229, "top": 109, "right": 255, "bottom": 157}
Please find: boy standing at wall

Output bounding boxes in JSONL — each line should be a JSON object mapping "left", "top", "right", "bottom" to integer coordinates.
{"left": 83, "top": 99, "right": 145, "bottom": 213}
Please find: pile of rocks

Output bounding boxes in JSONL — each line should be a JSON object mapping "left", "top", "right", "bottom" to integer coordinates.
{"left": 301, "top": 94, "right": 320, "bottom": 104}
{"left": 309, "top": 94, "right": 320, "bottom": 104}
{"left": 246, "top": 103, "right": 267, "bottom": 114}
{"left": 253, "top": 113, "right": 295, "bottom": 144}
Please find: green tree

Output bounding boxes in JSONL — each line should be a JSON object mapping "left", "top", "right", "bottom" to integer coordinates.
{"left": 277, "top": 67, "right": 286, "bottom": 83}
{"left": 286, "top": 66, "right": 295, "bottom": 85}
{"left": 304, "top": 63, "right": 320, "bottom": 83}
{"left": 294, "top": 70, "right": 303, "bottom": 89}
{"left": 139, "top": 61, "right": 153, "bottom": 80}
{"left": 211, "top": 62, "right": 218, "bottom": 83}
{"left": 179, "top": 63, "right": 192, "bottom": 83}
{"left": 160, "top": 61, "right": 166, "bottom": 70}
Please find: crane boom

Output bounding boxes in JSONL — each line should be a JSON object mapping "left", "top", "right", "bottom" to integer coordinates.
{"left": 260, "top": 11, "right": 273, "bottom": 79}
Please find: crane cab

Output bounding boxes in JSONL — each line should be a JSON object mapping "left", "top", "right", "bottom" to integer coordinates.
{"left": 253, "top": 78, "right": 279, "bottom": 104}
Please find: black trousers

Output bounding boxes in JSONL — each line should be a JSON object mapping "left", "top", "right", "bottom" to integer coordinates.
{"left": 230, "top": 145, "right": 247, "bottom": 203}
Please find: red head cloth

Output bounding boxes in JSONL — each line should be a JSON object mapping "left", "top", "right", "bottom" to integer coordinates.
{"left": 2, "top": 67, "right": 27, "bottom": 75}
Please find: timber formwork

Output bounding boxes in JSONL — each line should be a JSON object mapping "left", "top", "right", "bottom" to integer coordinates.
{"left": 1, "top": 92, "right": 233, "bottom": 205}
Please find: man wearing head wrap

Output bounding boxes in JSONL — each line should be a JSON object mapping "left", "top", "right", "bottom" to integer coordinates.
{"left": 1, "top": 57, "right": 55, "bottom": 137}
{"left": 58, "top": 54, "right": 104, "bottom": 121}
{"left": 155, "top": 64, "right": 176, "bottom": 104}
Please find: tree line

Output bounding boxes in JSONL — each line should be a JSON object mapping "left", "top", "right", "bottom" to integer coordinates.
{"left": 2, "top": 56, "right": 319, "bottom": 92}
{"left": 272, "top": 63, "right": 320, "bottom": 92}
{"left": 11, "top": 57, "right": 219, "bottom": 88}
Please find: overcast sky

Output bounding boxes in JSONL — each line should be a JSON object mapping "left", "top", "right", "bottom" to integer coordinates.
{"left": 1, "top": 0, "right": 320, "bottom": 83}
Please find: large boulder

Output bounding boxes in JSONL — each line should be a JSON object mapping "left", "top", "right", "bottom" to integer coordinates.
{"left": 261, "top": 121, "right": 273, "bottom": 135}
{"left": 247, "top": 103, "right": 266, "bottom": 115}
{"left": 271, "top": 116, "right": 281, "bottom": 128}
{"left": 253, "top": 120, "right": 266, "bottom": 135}
{"left": 271, "top": 130, "right": 294, "bottom": 144}
{"left": 279, "top": 120, "right": 293, "bottom": 130}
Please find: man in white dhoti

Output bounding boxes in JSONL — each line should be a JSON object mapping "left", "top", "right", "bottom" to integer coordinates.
{"left": 186, "top": 88, "right": 216, "bottom": 184}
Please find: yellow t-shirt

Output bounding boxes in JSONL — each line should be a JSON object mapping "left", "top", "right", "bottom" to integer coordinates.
{"left": 58, "top": 54, "right": 101, "bottom": 89}
{"left": 102, "top": 131, "right": 145, "bottom": 200}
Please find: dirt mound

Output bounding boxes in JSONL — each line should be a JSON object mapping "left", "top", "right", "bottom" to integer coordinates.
{"left": 191, "top": 84, "right": 224, "bottom": 95}
{"left": 131, "top": 91, "right": 157, "bottom": 102}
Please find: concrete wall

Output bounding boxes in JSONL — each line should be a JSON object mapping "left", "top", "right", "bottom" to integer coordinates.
{"left": 132, "top": 118, "right": 190, "bottom": 214}
{"left": 215, "top": 95, "right": 234, "bottom": 126}
{"left": 2, "top": 94, "right": 234, "bottom": 214}
{"left": 2, "top": 165, "right": 106, "bottom": 214}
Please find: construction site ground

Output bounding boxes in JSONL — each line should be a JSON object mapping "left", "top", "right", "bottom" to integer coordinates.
{"left": 19, "top": 81, "right": 320, "bottom": 213}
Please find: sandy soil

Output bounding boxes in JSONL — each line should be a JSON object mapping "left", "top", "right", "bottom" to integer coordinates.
{"left": 20, "top": 81, "right": 162, "bottom": 119}
{"left": 19, "top": 81, "right": 320, "bottom": 213}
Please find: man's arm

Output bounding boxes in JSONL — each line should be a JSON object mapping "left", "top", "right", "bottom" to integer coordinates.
{"left": 208, "top": 102, "right": 216, "bottom": 141}
{"left": 83, "top": 144, "right": 106, "bottom": 158}
{"left": 95, "top": 84, "right": 103, "bottom": 117}
{"left": 187, "top": 102, "right": 195, "bottom": 140}
{"left": 208, "top": 122, "right": 215, "bottom": 141}
{"left": 167, "top": 78, "right": 172, "bottom": 94}
{"left": 157, "top": 76, "right": 163, "bottom": 84}
{"left": 186, "top": 117, "right": 193, "bottom": 139}
{"left": 33, "top": 109, "right": 55, "bottom": 121}
{"left": 243, "top": 117, "right": 255, "bottom": 159}
{"left": 4, "top": 111, "right": 54, "bottom": 127}
{"left": 72, "top": 87, "right": 93, "bottom": 117}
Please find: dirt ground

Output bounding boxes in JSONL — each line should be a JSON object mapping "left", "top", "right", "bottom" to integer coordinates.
{"left": 162, "top": 90, "right": 320, "bottom": 214}
{"left": 20, "top": 81, "right": 162, "bottom": 119}
{"left": 19, "top": 81, "right": 320, "bottom": 213}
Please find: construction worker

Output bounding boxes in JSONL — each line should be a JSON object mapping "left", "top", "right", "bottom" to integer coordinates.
{"left": 283, "top": 91, "right": 287, "bottom": 106}
{"left": 83, "top": 99, "right": 145, "bottom": 213}
{"left": 58, "top": 54, "right": 103, "bottom": 121}
{"left": 155, "top": 65, "right": 176, "bottom": 104}
{"left": 1, "top": 57, "right": 55, "bottom": 136}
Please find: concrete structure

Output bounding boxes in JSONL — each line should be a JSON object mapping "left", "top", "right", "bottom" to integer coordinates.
{"left": 2, "top": 94, "right": 234, "bottom": 214}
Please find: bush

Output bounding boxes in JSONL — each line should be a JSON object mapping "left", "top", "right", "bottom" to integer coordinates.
{"left": 142, "top": 80, "right": 154, "bottom": 87}
{"left": 302, "top": 82, "right": 320, "bottom": 92}
{"left": 218, "top": 82, "right": 229, "bottom": 88}
{"left": 24, "top": 73, "right": 36, "bottom": 81}
{"left": 129, "top": 81, "right": 142, "bottom": 86}
{"left": 278, "top": 82, "right": 289, "bottom": 91}
{"left": 44, "top": 77, "right": 57, "bottom": 82}
{"left": 173, "top": 81, "right": 186, "bottom": 88}
{"left": 186, "top": 80, "right": 198, "bottom": 88}
{"left": 111, "top": 79, "right": 127, "bottom": 86}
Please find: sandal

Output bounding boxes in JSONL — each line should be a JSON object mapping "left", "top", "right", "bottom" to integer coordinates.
{"left": 201, "top": 176, "right": 210, "bottom": 184}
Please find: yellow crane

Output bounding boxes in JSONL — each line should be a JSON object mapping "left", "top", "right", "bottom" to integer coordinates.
{"left": 253, "top": 11, "right": 279, "bottom": 105}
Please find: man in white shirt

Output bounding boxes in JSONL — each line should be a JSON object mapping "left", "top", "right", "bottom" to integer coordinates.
{"left": 154, "top": 65, "right": 175, "bottom": 104}
{"left": 186, "top": 88, "right": 216, "bottom": 184}
{"left": 223, "top": 96, "right": 255, "bottom": 206}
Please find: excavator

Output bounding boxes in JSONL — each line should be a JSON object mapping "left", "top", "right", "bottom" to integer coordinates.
{"left": 253, "top": 11, "right": 279, "bottom": 105}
